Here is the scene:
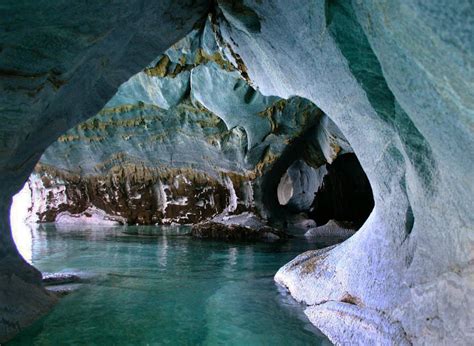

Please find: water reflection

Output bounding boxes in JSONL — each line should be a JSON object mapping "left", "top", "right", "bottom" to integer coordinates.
{"left": 158, "top": 233, "right": 168, "bottom": 268}
{"left": 10, "top": 224, "right": 331, "bottom": 345}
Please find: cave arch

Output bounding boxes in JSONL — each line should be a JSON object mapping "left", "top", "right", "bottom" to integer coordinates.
{"left": 1, "top": 0, "right": 472, "bottom": 345}
{"left": 308, "top": 153, "right": 374, "bottom": 228}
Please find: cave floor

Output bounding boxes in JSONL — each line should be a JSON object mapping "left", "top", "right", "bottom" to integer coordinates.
{"left": 9, "top": 224, "right": 331, "bottom": 345}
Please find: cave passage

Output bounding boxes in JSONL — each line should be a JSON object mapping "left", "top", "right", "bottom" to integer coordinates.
{"left": 308, "top": 153, "right": 374, "bottom": 228}
{"left": 6, "top": 13, "right": 374, "bottom": 344}
{"left": 11, "top": 13, "right": 374, "bottom": 242}
{"left": 3, "top": 0, "right": 469, "bottom": 344}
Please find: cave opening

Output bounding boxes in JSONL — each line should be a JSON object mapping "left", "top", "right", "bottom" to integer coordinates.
{"left": 5, "top": 12, "right": 376, "bottom": 344}
{"left": 10, "top": 102, "right": 374, "bottom": 247}
{"left": 308, "top": 153, "right": 374, "bottom": 228}
{"left": 9, "top": 10, "right": 374, "bottom": 243}
{"left": 2, "top": 1, "right": 472, "bottom": 345}
{"left": 3, "top": 2, "right": 384, "bottom": 344}
{"left": 275, "top": 152, "right": 374, "bottom": 237}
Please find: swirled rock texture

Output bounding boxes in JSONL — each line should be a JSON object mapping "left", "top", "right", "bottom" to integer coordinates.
{"left": 216, "top": 0, "right": 473, "bottom": 344}
{"left": 277, "top": 160, "right": 320, "bottom": 212}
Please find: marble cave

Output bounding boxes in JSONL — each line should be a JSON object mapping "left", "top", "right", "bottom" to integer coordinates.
{"left": 0, "top": 1, "right": 473, "bottom": 345}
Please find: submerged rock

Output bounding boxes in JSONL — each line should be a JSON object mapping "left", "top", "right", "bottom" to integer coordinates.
{"left": 42, "top": 273, "right": 82, "bottom": 286}
{"left": 285, "top": 214, "right": 317, "bottom": 235}
{"left": 46, "top": 284, "right": 84, "bottom": 297}
{"left": 42, "top": 272, "right": 86, "bottom": 298}
{"left": 211, "top": 212, "right": 266, "bottom": 230}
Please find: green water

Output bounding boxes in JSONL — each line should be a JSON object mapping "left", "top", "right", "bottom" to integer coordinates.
{"left": 9, "top": 224, "right": 331, "bottom": 345}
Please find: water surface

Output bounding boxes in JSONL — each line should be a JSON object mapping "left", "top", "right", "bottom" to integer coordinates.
{"left": 10, "top": 224, "right": 331, "bottom": 345}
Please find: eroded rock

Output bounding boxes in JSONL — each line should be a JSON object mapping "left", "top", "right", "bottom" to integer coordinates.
{"left": 277, "top": 160, "right": 321, "bottom": 212}
{"left": 0, "top": 0, "right": 472, "bottom": 344}
{"left": 191, "top": 221, "right": 288, "bottom": 242}
{"left": 42, "top": 273, "right": 81, "bottom": 286}
{"left": 0, "top": 1, "right": 210, "bottom": 341}
{"left": 217, "top": 0, "right": 473, "bottom": 343}
{"left": 28, "top": 165, "right": 235, "bottom": 225}
{"left": 22, "top": 20, "right": 326, "bottom": 227}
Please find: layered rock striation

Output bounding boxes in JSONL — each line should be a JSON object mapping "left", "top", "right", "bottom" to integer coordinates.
{"left": 23, "top": 17, "right": 355, "bottom": 228}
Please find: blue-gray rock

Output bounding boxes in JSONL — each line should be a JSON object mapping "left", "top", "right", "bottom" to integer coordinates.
{"left": 25, "top": 22, "right": 326, "bottom": 227}
{"left": 216, "top": 0, "right": 473, "bottom": 343}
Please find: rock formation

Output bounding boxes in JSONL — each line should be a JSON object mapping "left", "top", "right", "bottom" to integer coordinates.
{"left": 214, "top": 0, "right": 473, "bottom": 344}
{"left": 0, "top": 1, "right": 211, "bottom": 340}
{"left": 0, "top": 0, "right": 472, "bottom": 344}
{"left": 277, "top": 160, "right": 320, "bottom": 212}
{"left": 305, "top": 220, "right": 357, "bottom": 246}
{"left": 21, "top": 17, "right": 359, "bottom": 229}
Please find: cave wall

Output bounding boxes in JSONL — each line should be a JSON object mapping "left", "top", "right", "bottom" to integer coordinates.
{"left": 0, "top": 0, "right": 211, "bottom": 341}
{"left": 216, "top": 0, "right": 473, "bottom": 344}
{"left": 28, "top": 166, "right": 237, "bottom": 225}
{"left": 24, "top": 21, "right": 327, "bottom": 226}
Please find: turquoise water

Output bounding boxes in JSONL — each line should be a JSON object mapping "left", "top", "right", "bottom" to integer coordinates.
{"left": 9, "top": 224, "right": 331, "bottom": 345}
